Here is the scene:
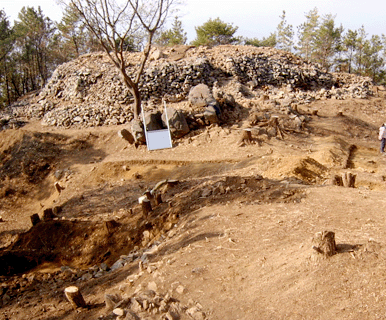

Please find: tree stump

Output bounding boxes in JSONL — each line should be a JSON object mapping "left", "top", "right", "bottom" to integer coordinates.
{"left": 30, "top": 213, "right": 41, "bottom": 226}
{"left": 43, "top": 208, "right": 55, "bottom": 221}
{"left": 342, "top": 172, "right": 356, "bottom": 188}
{"left": 268, "top": 116, "right": 284, "bottom": 139}
{"left": 141, "top": 199, "right": 152, "bottom": 216}
{"left": 64, "top": 286, "right": 87, "bottom": 309}
{"left": 312, "top": 231, "right": 336, "bottom": 257}
{"left": 238, "top": 129, "right": 253, "bottom": 146}
{"left": 155, "top": 193, "right": 163, "bottom": 206}
{"left": 105, "top": 220, "right": 120, "bottom": 233}
{"left": 332, "top": 175, "right": 343, "bottom": 186}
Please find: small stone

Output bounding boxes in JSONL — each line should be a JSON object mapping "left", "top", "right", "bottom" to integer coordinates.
{"left": 2, "top": 294, "right": 11, "bottom": 305}
{"left": 186, "top": 306, "right": 206, "bottom": 320}
{"left": 110, "top": 259, "right": 125, "bottom": 271}
{"left": 165, "top": 311, "right": 180, "bottom": 320}
{"left": 100, "top": 262, "right": 109, "bottom": 271}
{"left": 176, "top": 285, "right": 185, "bottom": 294}
{"left": 113, "top": 308, "right": 125, "bottom": 316}
{"left": 147, "top": 281, "right": 157, "bottom": 291}
{"left": 81, "top": 273, "right": 93, "bottom": 281}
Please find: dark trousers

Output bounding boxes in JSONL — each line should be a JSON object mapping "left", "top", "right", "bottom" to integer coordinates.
{"left": 381, "top": 138, "right": 386, "bottom": 153}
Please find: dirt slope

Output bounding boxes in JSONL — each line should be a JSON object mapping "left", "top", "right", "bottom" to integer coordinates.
{"left": 1, "top": 65, "right": 386, "bottom": 319}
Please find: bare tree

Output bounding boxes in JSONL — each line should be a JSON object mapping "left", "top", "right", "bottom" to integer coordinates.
{"left": 61, "top": 0, "right": 176, "bottom": 119}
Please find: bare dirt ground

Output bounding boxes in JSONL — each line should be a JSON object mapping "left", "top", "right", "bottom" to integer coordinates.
{"left": 2, "top": 93, "right": 386, "bottom": 319}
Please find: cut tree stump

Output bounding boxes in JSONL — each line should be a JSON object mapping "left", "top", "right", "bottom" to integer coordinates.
{"left": 342, "top": 172, "right": 356, "bottom": 188}
{"left": 43, "top": 208, "right": 55, "bottom": 221}
{"left": 155, "top": 193, "right": 163, "bottom": 206}
{"left": 238, "top": 129, "right": 253, "bottom": 146}
{"left": 30, "top": 213, "right": 41, "bottom": 226}
{"left": 141, "top": 199, "right": 152, "bottom": 216}
{"left": 312, "top": 231, "right": 336, "bottom": 257}
{"left": 64, "top": 286, "right": 87, "bottom": 309}
{"left": 105, "top": 220, "right": 120, "bottom": 233}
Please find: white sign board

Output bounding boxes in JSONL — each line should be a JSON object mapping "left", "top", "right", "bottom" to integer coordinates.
{"left": 146, "top": 129, "right": 172, "bottom": 150}
{"left": 142, "top": 102, "right": 173, "bottom": 151}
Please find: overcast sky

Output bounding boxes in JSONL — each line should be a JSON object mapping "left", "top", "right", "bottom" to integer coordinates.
{"left": 1, "top": 0, "right": 386, "bottom": 42}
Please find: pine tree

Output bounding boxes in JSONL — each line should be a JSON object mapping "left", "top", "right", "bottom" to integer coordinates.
{"left": 296, "top": 8, "right": 319, "bottom": 62}
{"left": 244, "top": 33, "right": 276, "bottom": 48}
{"left": 0, "top": 10, "right": 14, "bottom": 108}
{"left": 192, "top": 17, "right": 238, "bottom": 46}
{"left": 157, "top": 16, "right": 187, "bottom": 46}
{"left": 276, "top": 11, "right": 294, "bottom": 52}
{"left": 342, "top": 29, "right": 358, "bottom": 73}
{"left": 313, "top": 14, "right": 343, "bottom": 70}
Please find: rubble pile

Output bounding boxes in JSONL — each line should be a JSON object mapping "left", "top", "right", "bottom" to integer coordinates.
{"left": 5, "top": 45, "right": 373, "bottom": 128}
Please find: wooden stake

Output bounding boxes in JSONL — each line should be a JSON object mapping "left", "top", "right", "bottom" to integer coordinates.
{"left": 141, "top": 199, "right": 152, "bottom": 216}
{"left": 64, "top": 286, "right": 87, "bottom": 309}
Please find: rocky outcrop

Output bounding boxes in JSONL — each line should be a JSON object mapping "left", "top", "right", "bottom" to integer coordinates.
{"left": 4, "top": 45, "right": 373, "bottom": 129}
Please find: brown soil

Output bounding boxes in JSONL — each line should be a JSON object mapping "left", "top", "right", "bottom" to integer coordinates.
{"left": 1, "top": 94, "right": 386, "bottom": 319}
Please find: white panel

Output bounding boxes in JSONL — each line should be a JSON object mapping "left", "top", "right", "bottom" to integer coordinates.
{"left": 146, "top": 129, "right": 172, "bottom": 150}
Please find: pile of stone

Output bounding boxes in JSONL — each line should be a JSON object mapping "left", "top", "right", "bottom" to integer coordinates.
{"left": 4, "top": 45, "right": 373, "bottom": 129}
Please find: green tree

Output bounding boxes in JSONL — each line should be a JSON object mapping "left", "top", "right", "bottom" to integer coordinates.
{"left": 244, "top": 33, "right": 277, "bottom": 48}
{"left": 354, "top": 26, "right": 368, "bottom": 75}
{"left": 157, "top": 16, "right": 187, "bottom": 46}
{"left": 313, "top": 14, "right": 343, "bottom": 70}
{"left": 362, "top": 35, "right": 384, "bottom": 81}
{"left": 56, "top": 3, "right": 100, "bottom": 60}
{"left": 342, "top": 29, "right": 358, "bottom": 73}
{"left": 296, "top": 7, "right": 319, "bottom": 62}
{"left": 13, "top": 6, "right": 57, "bottom": 88}
{"left": 0, "top": 10, "right": 14, "bottom": 108}
{"left": 276, "top": 10, "right": 293, "bottom": 52}
{"left": 192, "top": 17, "right": 238, "bottom": 46}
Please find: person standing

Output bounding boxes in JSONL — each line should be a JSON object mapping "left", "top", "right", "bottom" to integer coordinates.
{"left": 379, "top": 123, "right": 386, "bottom": 153}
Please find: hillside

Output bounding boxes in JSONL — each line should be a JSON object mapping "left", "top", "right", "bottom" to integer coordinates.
{"left": 1, "top": 45, "right": 386, "bottom": 320}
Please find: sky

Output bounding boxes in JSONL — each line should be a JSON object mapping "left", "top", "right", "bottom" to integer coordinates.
{"left": 1, "top": 0, "right": 386, "bottom": 42}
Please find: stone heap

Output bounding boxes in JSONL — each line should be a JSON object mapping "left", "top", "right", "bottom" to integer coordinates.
{"left": 6, "top": 45, "right": 373, "bottom": 128}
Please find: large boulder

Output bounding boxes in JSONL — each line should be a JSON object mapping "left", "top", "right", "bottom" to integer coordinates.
{"left": 144, "top": 111, "right": 164, "bottom": 131}
{"left": 188, "top": 84, "right": 216, "bottom": 108}
{"left": 162, "top": 108, "right": 190, "bottom": 138}
{"left": 131, "top": 119, "right": 146, "bottom": 144}
{"left": 204, "top": 102, "right": 221, "bottom": 124}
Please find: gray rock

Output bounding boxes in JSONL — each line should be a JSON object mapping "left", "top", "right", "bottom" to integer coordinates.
{"left": 204, "top": 103, "right": 220, "bottom": 124}
{"left": 188, "top": 84, "right": 216, "bottom": 108}
{"left": 144, "top": 111, "right": 164, "bottom": 131}
{"left": 131, "top": 119, "right": 146, "bottom": 144}
{"left": 162, "top": 107, "right": 190, "bottom": 138}
{"left": 110, "top": 259, "right": 125, "bottom": 271}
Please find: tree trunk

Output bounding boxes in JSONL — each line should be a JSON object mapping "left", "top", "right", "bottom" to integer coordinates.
{"left": 120, "top": 70, "right": 141, "bottom": 119}
{"left": 64, "top": 286, "right": 87, "bottom": 309}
